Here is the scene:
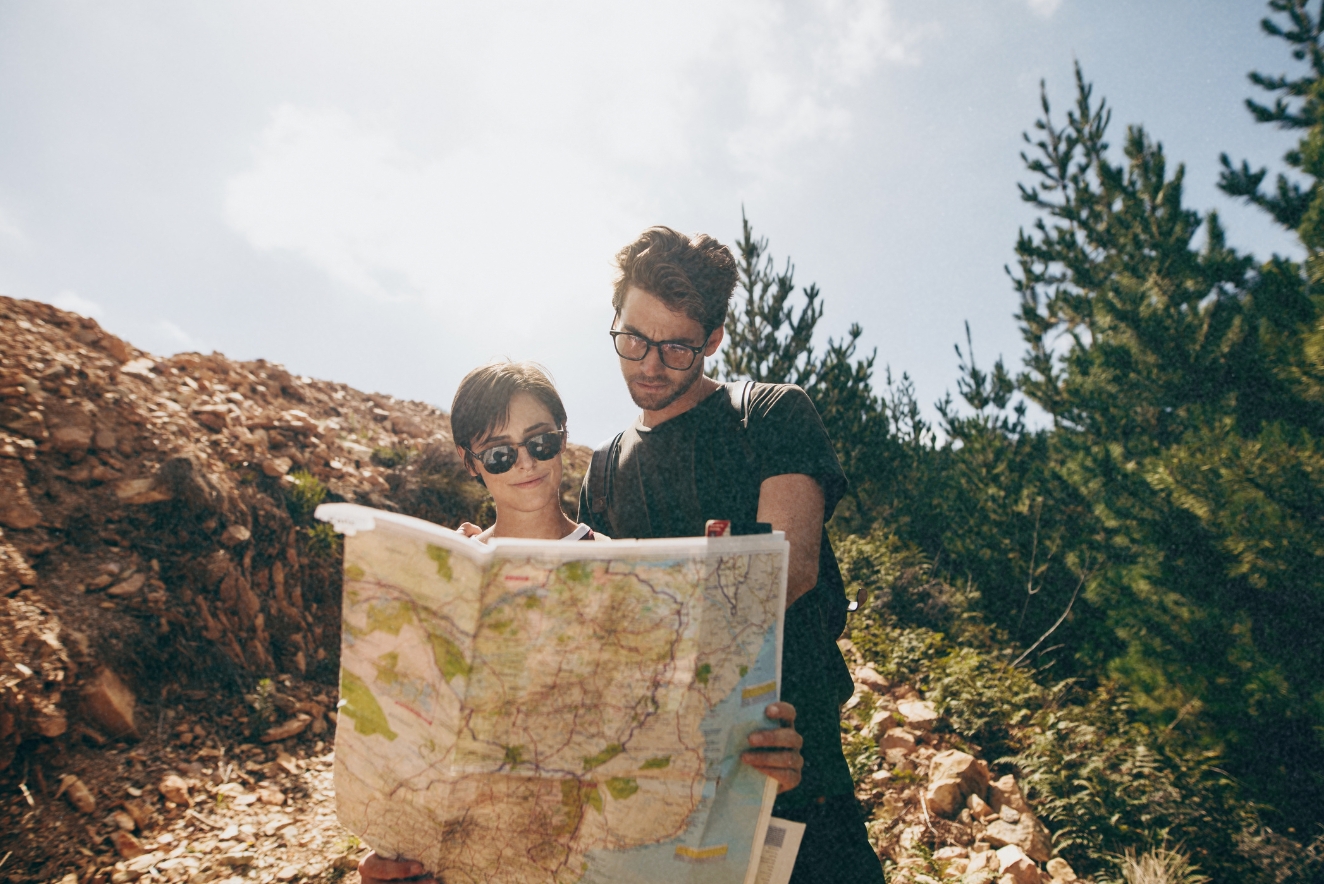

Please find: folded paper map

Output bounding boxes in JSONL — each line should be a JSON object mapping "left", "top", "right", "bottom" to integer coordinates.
{"left": 315, "top": 503, "right": 788, "bottom": 884}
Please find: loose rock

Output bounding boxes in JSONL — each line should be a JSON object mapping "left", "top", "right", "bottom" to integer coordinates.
{"left": 109, "top": 830, "right": 145, "bottom": 859}
{"left": 81, "top": 668, "right": 139, "bottom": 738}
{"left": 897, "top": 698, "right": 939, "bottom": 730}
{"left": 159, "top": 773, "right": 191, "bottom": 806}
{"left": 60, "top": 774, "right": 96, "bottom": 813}
{"left": 262, "top": 715, "right": 311, "bottom": 743}
{"left": 221, "top": 524, "right": 252, "bottom": 546}
{"left": 854, "top": 663, "right": 890, "bottom": 693}
{"left": 996, "top": 845, "right": 1040, "bottom": 884}
{"left": 984, "top": 811, "right": 1053, "bottom": 864}
{"left": 1046, "top": 857, "right": 1078, "bottom": 881}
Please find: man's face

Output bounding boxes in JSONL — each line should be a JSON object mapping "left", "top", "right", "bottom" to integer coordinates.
{"left": 613, "top": 286, "right": 722, "bottom": 412}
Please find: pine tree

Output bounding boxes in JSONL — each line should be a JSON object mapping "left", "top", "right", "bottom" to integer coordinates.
{"left": 1013, "top": 48, "right": 1324, "bottom": 827}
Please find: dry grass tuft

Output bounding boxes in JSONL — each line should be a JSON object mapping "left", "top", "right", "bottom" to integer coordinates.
{"left": 1117, "top": 846, "right": 1211, "bottom": 884}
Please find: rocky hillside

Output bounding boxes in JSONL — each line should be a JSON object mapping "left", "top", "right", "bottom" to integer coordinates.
{"left": 0, "top": 295, "right": 591, "bottom": 878}
{"left": 839, "top": 643, "right": 1083, "bottom": 884}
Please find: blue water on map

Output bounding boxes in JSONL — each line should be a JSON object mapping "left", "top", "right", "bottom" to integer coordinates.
{"left": 578, "top": 621, "right": 779, "bottom": 884}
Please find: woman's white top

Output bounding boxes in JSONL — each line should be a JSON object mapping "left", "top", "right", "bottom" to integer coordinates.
{"left": 474, "top": 522, "right": 610, "bottom": 542}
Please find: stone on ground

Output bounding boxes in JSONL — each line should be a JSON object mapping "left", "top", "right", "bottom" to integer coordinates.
{"left": 81, "top": 668, "right": 138, "bottom": 738}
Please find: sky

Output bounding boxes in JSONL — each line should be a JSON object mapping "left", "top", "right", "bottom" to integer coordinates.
{"left": 0, "top": 0, "right": 1307, "bottom": 445}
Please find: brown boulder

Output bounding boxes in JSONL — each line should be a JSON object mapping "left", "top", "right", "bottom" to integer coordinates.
{"left": 261, "top": 457, "right": 293, "bottom": 477}
{"left": 262, "top": 714, "right": 312, "bottom": 743}
{"left": 0, "top": 407, "right": 47, "bottom": 441}
{"left": 100, "top": 335, "right": 131, "bottom": 363}
{"left": 985, "top": 812, "right": 1053, "bottom": 864}
{"left": 221, "top": 524, "right": 251, "bottom": 547}
{"left": 114, "top": 477, "right": 172, "bottom": 505}
{"left": 0, "top": 460, "right": 42, "bottom": 529}
{"left": 968, "top": 792, "right": 994, "bottom": 819}
{"left": 879, "top": 727, "right": 916, "bottom": 753}
{"left": 925, "top": 778, "right": 966, "bottom": 817}
{"left": 0, "top": 538, "right": 37, "bottom": 595}
{"left": 50, "top": 425, "right": 93, "bottom": 455}
{"left": 60, "top": 775, "right": 97, "bottom": 813}
{"left": 1046, "top": 857, "right": 1077, "bottom": 882}
{"left": 105, "top": 572, "right": 146, "bottom": 599}
{"left": 191, "top": 405, "right": 231, "bottom": 431}
{"left": 123, "top": 798, "right": 152, "bottom": 829}
{"left": 989, "top": 774, "right": 1031, "bottom": 813}
{"left": 853, "top": 664, "right": 890, "bottom": 693}
{"left": 160, "top": 774, "right": 191, "bottom": 805}
{"left": 996, "top": 845, "right": 1040, "bottom": 884}
{"left": 110, "top": 830, "right": 145, "bottom": 859}
{"left": 389, "top": 413, "right": 426, "bottom": 438}
{"left": 81, "top": 668, "right": 138, "bottom": 738}
{"left": 897, "top": 698, "right": 939, "bottom": 730}
{"left": 931, "top": 749, "right": 988, "bottom": 796}
{"left": 46, "top": 406, "right": 93, "bottom": 455}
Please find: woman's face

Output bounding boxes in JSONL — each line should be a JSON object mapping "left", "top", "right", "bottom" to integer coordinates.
{"left": 463, "top": 392, "right": 564, "bottom": 515}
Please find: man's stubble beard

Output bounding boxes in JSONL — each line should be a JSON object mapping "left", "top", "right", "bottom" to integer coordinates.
{"left": 626, "top": 361, "right": 705, "bottom": 412}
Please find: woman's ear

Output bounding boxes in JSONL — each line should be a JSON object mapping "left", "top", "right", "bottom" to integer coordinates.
{"left": 456, "top": 445, "right": 478, "bottom": 477}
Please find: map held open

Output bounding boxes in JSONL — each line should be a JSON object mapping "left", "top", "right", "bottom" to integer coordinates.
{"left": 316, "top": 504, "right": 788, "bottom": 884}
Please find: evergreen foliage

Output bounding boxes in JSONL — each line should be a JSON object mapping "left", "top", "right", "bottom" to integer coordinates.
{"left": 716, "top": 0, "right": 1324, "bottom": 867}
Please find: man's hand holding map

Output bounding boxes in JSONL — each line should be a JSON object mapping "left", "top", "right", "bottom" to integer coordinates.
{"left": 317, "top": 503, "right": 790, "bottom": 884}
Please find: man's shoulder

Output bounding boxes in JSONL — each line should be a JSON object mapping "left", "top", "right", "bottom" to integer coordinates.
{"left": 736, "top": 382, "right": 819, "bottom": 425}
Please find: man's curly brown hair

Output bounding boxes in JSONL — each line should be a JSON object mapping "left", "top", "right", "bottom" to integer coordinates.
{"left": 612, "top": 226, "right": 739, "bottom": 336}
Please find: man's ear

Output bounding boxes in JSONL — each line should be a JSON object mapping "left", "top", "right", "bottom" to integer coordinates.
{"left": 703, "top": 325, "right": 724, "bottom": 357}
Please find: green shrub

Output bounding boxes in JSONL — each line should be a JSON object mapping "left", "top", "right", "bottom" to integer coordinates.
{"left": 285, "top": 470, "right": 327, "bottom": 523}
{"left": 306, "top": 521, "right": 342, "bottom": 557}
{"left": 845, "top": 549, "right": 1322, "bottom": 883}
{"left": 371, "top": 445, "right": 415, "bottom": 469}
{"left": 1007, "top": 685, "right": 1251, "bottom": 882}
{"left": 841, "top": 727, "right": 879, "bottom": 782}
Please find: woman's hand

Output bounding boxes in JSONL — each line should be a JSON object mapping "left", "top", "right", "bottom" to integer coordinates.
{"left": 741, "top": 702, "right": 804, "bottom": 794}
{"left": 457, "top": 522, "right": 483, "bottom": 538}
{"left": 358, "top": 852, "right": 437, "bottom": 884}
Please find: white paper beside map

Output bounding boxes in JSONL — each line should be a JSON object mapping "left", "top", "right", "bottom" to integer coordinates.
{"left": 316, "top": 503, "right": 788, "bottom": 884}
{"left": 753, "top": 818, "right": 806, "bottom": 884}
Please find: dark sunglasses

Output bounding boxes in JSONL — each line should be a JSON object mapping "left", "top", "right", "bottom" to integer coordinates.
{"left": 465, "top": 430, "right": 566, "bottom": 475}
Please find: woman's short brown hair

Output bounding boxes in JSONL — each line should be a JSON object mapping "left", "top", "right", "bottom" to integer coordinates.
{"left": 612, "top": 226, "right": 739, "bottom": 335}
{"left": 450, "top": 360, "right": 567, "bottom": 460}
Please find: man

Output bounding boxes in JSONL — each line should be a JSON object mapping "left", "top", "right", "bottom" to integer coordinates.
{"left": 578, "top": 226, "right": 884, "bottom": 884}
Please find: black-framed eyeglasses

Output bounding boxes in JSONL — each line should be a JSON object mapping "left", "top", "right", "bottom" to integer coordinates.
{"left": 464, "top": 430, "right": 566, "bottom": 475}
{"left": 610, "top": 330, "right": 709, "bottom": 371}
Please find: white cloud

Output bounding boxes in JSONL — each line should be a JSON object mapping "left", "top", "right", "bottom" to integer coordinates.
{"left": 49, "top": 290, "right": 104, "bottom": 318}
{"left": 723, "top": 0, "right": 936, "bottom": 176}
{"left": 224, "top": 104, "right": 636, "bottom": 341}
{"left": 1026, "top": 0, "right": 1063, "bottom": 17}
{"left": 222, "top": 0, "right": 934, "bottom": 319}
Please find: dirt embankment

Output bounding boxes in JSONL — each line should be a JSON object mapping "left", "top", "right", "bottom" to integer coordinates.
{"left": 0, "top": 296, "right": 586, "bottom": 882}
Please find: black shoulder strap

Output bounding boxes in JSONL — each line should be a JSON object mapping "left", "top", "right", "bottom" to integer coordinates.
{"left": 587, "top": 431, "right": 623, "bottom": 514}
{"left": 726, "top": 380, "right": 753, "bottom": 430}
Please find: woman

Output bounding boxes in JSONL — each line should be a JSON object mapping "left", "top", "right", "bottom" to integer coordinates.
{"left": 360, "top": 360, "right": 805, "bottom": 884}
{"left": 449, "top": 359, "right": 602, "bottom": 542}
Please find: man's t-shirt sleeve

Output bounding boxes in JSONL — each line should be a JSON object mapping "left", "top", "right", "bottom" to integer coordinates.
{"left": 745, "top": 384, "right": 847, "bottom": 518}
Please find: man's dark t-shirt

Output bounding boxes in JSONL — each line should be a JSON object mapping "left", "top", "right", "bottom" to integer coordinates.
{"left": 578, "top": 382, "right": 857, "bottom": 805}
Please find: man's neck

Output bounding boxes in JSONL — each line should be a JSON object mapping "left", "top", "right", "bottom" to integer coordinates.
{"left": 640, "top": 374, "right": 722, "bottom": 428}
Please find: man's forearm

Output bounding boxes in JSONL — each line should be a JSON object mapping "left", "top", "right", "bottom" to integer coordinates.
{"left": 756, "top": 473, "right": 825, "bottom": 607}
